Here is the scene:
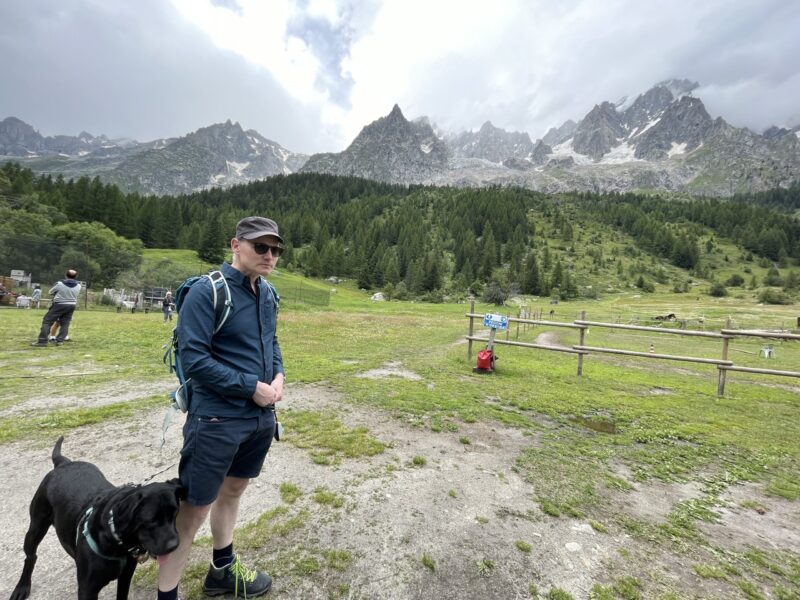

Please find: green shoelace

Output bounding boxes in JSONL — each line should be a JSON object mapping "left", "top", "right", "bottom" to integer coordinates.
{"left": 228, "top": 556, "right": 258, "bottom": 598}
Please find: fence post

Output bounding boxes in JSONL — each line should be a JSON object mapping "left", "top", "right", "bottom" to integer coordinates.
{"left": 516, "top": 308, "right": 521, "bottom": 339}
{"left": 717, "top": 318, "right": 731, "bottom": 396}
{"left": 577, "top": 310, "right": 586, "bottom": 376}
{"left": 467, "top": 299, "right": 475, "bottom": 362}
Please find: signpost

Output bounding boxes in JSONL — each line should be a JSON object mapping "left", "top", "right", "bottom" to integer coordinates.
{"left": 474, "top": 313, "right": 508, "bottom": 374}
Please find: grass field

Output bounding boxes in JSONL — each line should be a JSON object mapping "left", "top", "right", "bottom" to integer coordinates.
{"left": 1, "top": 275, "right": 798, "bottom": 599}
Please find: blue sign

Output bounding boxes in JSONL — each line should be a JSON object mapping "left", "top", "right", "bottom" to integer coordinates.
{"left": 483, "top": 313, "right": 508, "bottom": 330}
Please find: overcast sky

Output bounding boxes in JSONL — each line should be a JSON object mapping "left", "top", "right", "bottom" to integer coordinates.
{"left": 2, "top": 0, "right": 799, "bottom": 154}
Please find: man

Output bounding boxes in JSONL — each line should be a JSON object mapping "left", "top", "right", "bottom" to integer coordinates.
{"left": 32, "top": 269, "right": 81, "bottom": 347}
{"left": 162, "top": 290, "right": 174, "bottom": 324}
{"left": 157, "top": 216, "right": 285, "bottom": 600}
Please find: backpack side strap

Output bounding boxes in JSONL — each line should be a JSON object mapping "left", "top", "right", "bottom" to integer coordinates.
{"left": 206, "top": 270, "right": 233, "bottom": 334}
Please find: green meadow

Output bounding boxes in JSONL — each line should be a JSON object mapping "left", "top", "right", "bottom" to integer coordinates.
{"left": 1, "top": 269, "right": 798, "bottom": 599}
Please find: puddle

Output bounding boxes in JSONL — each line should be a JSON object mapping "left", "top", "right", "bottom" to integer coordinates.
{"left": 570, "top": 415, "right": 617, "bottom": 434}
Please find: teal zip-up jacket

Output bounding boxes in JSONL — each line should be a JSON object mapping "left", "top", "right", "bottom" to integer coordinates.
{"left": 178, "top": 262, "right": 284, "bottom": 418}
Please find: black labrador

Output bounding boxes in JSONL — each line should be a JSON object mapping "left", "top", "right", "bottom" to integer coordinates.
{"left": 9, "top": 437, "right": 183, "bottom": 600}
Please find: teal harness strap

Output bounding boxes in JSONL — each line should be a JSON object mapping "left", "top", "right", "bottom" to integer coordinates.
{"left": 77, "top": 507, "right": 127, "bottom": 563}
{"left": 76, "top": 506, "right": 136, "bottom": 565}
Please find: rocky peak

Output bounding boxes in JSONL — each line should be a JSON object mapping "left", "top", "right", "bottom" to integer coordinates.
{"left": 655, "top": 78, "right": 699, "bottom": 99}
{"left": 633, "top": 95, "right": 713, "bottom": 160}
{"left": 542, "top": 119, "right": 578, "bottom": 146}
{"left": 529, "top": 139, "right": 553, "bottom": 165}
{"left": 0, "top": 117, "right": 45, "bottom": 154}
{"left": 448, "top": 121, "right": 534, "bottom": 163}
{"left": 572, "top": 102, "right": 626, "bottom": 160}
{"left": 624, "top": 85, "right": 675, "bottom": 132}
{"left": 386, "top": 104, "right": 406, "bottom": 124}
{"left": 301, "top": 105, "right": 450, "bottom": 183}
{"left": 763, "top": 126, "right": 792, "bottom": 140}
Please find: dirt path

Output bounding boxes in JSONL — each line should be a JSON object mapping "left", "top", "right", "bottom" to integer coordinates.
{"left": 1, "top": 382, "right": 797, "bottom": 599}
{"left": 534, "top": 331, "right": 569, "bottom": 349}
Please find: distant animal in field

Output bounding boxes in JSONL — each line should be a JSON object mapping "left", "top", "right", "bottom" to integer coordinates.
{"left": 653, "top": 313, "right": 677, "bottom": 322}
{"left": 549, "top": 309, "right": 556, "bottom": 317}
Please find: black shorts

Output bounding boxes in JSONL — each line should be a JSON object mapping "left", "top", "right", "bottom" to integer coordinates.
{"left": 179, "top": 411, "right": 275, "bottom": 506}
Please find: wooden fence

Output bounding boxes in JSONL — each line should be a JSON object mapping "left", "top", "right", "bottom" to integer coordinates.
{"left": 465, "top": 301, "right": 800, "bottom": 396}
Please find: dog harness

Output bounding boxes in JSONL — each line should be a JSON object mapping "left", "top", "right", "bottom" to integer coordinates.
{"left": 76, "top": 506, "right": 147, "bottom": 564}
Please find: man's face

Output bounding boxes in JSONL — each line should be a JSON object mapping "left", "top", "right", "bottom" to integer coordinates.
{"left": 233, "top": 234, "right": 281, "bottom": 277}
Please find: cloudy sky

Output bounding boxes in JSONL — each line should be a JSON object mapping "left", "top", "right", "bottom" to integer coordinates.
{"left": 2, "top": 0, "right": 799, "bottom": 154}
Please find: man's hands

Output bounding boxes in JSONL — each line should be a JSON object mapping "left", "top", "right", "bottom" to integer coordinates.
{"left": 252, "top": 374, "right": 285, "bottom": 407}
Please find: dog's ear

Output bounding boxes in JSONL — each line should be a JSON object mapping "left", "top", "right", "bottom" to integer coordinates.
{"left": 111, "top": 489, "right": 145, "bottom": 533}
{"left": 166, "top": 477, "right": 186, "bottom": 501}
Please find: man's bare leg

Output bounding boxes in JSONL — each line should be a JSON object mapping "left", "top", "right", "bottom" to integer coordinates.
{"left": 157, "top": 503, "right": 210, "bottom": 592}
{"left": 210, "top": 476, "right": 250, "bottom": 550}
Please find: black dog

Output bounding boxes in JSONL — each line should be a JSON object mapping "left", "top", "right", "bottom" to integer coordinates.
{"left": 9, "top": 437, "right": 183, "bottom": 600}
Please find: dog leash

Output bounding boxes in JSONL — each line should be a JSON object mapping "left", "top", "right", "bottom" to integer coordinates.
{"left": 138, "top": 461, "right": 178, "bottom": 485}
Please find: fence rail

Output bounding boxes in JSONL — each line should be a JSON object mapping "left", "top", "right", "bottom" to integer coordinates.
{"left": 465, "top": 301, "right": 799, "bottom": 396}
{"left": 466, "top": 335, "right": 587, "bottom": 355}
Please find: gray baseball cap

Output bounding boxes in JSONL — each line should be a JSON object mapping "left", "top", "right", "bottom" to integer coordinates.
{"left": 235, "top": 216, "right": 283, "bottom": 244}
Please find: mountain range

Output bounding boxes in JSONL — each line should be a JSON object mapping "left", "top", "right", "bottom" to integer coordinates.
{"left": 2, "top": 79, "right": 799, "bottom": 196}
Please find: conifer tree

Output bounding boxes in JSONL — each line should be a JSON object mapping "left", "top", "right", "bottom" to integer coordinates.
{"left": 198, "top": 215, "right": 226, "bottom": 263}
{"left": 522, "top": 253, "right": 541, "bottom": 295}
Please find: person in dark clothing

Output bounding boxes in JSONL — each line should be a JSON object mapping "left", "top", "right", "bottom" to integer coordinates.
{"left": 156, "top": 217, "right": 285, "bottom": 600}
{"left": 32, "top": 270, "right": 81, "bottom": 347}
{"left": 162, "top": 291, "right": 174, "bottom": 323}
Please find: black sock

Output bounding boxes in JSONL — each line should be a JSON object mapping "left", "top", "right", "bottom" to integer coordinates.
{"left": 213, "top": 543, "right": 234, "bottom": 567}
{"left": 157, "top": 585, "right": 178, "bottom": 600}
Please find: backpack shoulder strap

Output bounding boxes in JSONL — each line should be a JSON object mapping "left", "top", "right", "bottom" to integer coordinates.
{"left": 263, "top": 278, "right": 280, "bottom": 309}
{"left": 206, "top": 270, "right": 232, "bottom": 334}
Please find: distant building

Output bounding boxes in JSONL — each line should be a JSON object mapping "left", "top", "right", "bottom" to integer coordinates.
{"left": 9, "top": 270, "right": 31, "bottom": 288}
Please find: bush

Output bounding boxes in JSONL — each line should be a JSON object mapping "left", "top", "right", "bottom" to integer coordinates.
{"left": 725, "top": 274, "right": 745, "bottom": 287}
{"left": 483, "top": 280, "right": 507, "bottom": 305}
{"left": 763, "top": 267, "right": 783, "bottom": 287}
{"left": 635, "top": 276, "right": 655, "bottom": 293}
{"left": 709, "top": 282, "right": 728, "bottom": 297}
{"left": 392, "top": 282, "right": 409, "bottom": 300}
{"left": 758, "top": 288, "right": 793, "bottom": 305}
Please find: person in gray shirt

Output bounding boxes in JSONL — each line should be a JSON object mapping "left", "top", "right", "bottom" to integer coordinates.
{"left": 32, "top": 269, "right": 81, "bottom": 346}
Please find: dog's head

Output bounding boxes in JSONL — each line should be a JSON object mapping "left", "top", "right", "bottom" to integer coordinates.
{"left": 112, "top": 478, "right": 184, "bottom": 558}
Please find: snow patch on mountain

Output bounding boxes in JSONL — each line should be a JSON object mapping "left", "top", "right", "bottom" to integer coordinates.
{"left": 599, "top": 142, "right": 642, "bottom": 164}
{"left": 615, "top": 95, "right": 636, "bottom": 112}
{"left": 667, "top": 142, "right": 688, "bottom": 157}
{"left": 549, "top": 139, "right": 593, "bottom": 165}
{"left": 227, "top": 160, "right": 250, "bottom": 176}
{"left": 633, "top": 117, "right": 661, "bottom": 138}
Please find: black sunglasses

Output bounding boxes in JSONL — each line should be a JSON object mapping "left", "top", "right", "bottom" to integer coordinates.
{"left": 246, "top": 240, "right": 283, "bottom": 257}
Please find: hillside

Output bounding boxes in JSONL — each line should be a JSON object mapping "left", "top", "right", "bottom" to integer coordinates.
{"left": 1, "top": 164, "right": 798, "bottom": 307}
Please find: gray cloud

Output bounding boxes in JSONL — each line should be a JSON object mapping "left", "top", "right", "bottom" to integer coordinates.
{"left": 0, "top": 0, "right": 338, "bottom": 152}
{"left": 287, "top": 13, "right": 354, "bottom": 107}
{"left": 1, "top": 0, "right": 798, "bottom": 155}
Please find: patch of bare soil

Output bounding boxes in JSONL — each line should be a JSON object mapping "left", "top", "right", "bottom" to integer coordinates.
{"left": 355, "top": 361, "right": 422, "bottom": 381}
{"left": 699, "top": 482, "right": 800, "bottom": 553}
{"left": 0, "top": 384, "right": 795, "bottom": 599}
{"left": 0, "top": 378, "right": 175, "bottom": 417}
{"left": 534, "top": 331, "right": 569, "bottom": 348}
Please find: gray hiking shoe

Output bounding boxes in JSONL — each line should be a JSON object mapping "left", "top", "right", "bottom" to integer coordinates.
{"left": 203, "top": 555, "right": 272, "bottom": 597}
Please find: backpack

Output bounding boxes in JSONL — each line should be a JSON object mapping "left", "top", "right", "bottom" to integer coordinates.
{"left": 160, "top": 270, "right": 232, "bottom": 446}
